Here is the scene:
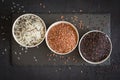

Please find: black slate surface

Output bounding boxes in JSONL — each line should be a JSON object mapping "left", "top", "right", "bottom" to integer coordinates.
{"left": 0, "top": 0, "right": 120, "bottom": 80}
{"left": 12, "top": 13, "right": 110, "bottom": 66}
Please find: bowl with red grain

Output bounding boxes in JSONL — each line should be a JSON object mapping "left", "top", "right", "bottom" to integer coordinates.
{"left": 79, "top": 30, "right": 112, "bottom": 64}
{"left": 46, "top": 21, "right": 79, "bottom": 55}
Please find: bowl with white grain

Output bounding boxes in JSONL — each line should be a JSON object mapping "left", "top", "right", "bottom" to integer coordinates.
{"left": 12, "top": 13, "right": 46, "bottom": 48}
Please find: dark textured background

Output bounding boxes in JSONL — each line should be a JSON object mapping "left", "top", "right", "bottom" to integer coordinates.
{"left": 0, "top": 0, "right": 120, "bottom": 80}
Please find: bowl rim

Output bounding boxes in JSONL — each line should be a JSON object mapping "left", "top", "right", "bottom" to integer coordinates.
{"left": 45, "top": 21, "right": 79, "bottom": 55}
{"left": 12, "top": 13, "right": 46, "bottom": 48}
{"left": 78, "top": 30, "right": 112, "bottom": 64}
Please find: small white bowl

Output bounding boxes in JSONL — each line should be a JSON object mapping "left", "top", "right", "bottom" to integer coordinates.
{"left": 46, "top": 21, "right": 79, "bottom": 55}
{"left": 78, "top": 30, "right": 112, "bottom": 64}
{"left": 12, "top": 13, "right": 46, "bottom": 48}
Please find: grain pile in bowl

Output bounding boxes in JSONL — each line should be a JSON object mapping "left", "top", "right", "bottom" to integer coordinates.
{"left": 79, "top": 30, "right": 112, "bottom": 63}
{"left": 47, "top": 22, "right": 78, "bottom": 54}
{"left": 13, "top": 14, "right": 46, "bottom": 47}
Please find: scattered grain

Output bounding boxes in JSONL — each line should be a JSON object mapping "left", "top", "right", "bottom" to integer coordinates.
{"left": 68, "top": 66, "right": 71, "bottom": 70}
{"left": 17, "top": 57, "right": 20, "bottom": 60}
{"left": 43, "top": 5, "right": 45, "bottom": 8}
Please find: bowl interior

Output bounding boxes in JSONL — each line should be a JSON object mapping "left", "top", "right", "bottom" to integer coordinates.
{"left": 46, "top": 21, "right": 79, "bottom": 55}
{"left": 12, "top": 13, "right": 46, "bottom": 48}
{"left": 79, "top": 30, "right": 112, "bottom": 64}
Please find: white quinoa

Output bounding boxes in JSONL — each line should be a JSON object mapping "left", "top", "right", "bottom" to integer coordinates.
{"left": 13, "top": 14, "right": 45, "bottom": 47}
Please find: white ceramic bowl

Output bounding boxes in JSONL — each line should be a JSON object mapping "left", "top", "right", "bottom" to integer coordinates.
{"left": 78, "top": 30, "right": 112, "bottom": 64}
{"left": 12, "top": 13, "right": 46, "bottom": 48}
{"left": 46, "top": 21, "right": 79, "bottom": 55}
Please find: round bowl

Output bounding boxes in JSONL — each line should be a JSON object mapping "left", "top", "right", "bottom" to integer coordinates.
{"left": 78, "top": 30, "right": 112, "bottom": 64}
{"left": 46, "top": 21, "right": 79, "bottom": 55}
{"left": 12, "top": 13, "right": 46, "bottom": 48}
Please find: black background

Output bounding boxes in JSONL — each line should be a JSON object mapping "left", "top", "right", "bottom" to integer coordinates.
{"left": 0, "top": 0, "right": 120, "bottom": 80}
